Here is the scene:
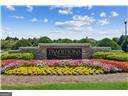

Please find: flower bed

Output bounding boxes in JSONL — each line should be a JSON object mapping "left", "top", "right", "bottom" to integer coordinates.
{"left": 1, "top": 59, "right": 128, "bottom": 75}
{"left": 100, "top": 59, "right": 128, "bottom": 70}
{"left": 4, "top": 66, "right": 104, "bottom": 75}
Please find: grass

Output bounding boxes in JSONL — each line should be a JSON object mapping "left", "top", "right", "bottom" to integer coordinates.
{"left": 2, "top": 82, "right": 128, "bottom": 90}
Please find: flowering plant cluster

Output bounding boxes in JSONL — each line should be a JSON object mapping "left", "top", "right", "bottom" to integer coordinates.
{"left": 98, "top": 59, "right": 128, "bottom": 72}
{"left": 4, "top": 66, "right": 104, "bottom": 75}
{"left": 1, "top": 59, "right": 128, "bottom": 75}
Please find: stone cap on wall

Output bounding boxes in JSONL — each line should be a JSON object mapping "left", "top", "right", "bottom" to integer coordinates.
{"left": 38, "top": 43, "right": 91, "bottom": 48}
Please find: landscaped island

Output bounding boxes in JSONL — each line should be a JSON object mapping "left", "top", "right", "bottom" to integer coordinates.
{"left": 1, "top": 35, "right": 128, "bottom": 90}
{"left": 1, "top": 47, "right": 128, "bottom": 89}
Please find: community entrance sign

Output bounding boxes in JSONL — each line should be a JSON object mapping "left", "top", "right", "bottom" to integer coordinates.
{"left": 39, "top": 43, "right": 92, "bottom": 59}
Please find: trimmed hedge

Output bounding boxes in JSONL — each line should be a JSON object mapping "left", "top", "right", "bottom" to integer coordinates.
{"left": 8, "top": 50, "right": 21, "bottom": 53}
{"left": 19, "top": 47, "right": 38, "bottom": 58}
{"left": 92, "top": 47, "right": 111, "bottom": 52}
{"left": 93, "top": 52, "right": 128, "bottom": 61}
{"left": 93, "top": 52, "right": 112, "bottom": 59}
{"left": 1, "top": 53, "right": 34, "bottom": 60}
{"left": 106, "top": 54, "right": 128, "bottom": 61}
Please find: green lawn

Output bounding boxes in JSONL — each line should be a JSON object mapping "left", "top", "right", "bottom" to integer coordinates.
{"left": 2, "top": 82, "right": 128, "bottom": 90}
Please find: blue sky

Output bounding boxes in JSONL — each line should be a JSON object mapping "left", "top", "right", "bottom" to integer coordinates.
{"left": 1, "top": 5, "right": 128, "bottom": 40}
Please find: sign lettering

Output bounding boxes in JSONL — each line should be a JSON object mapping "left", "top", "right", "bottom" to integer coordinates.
{"left": 47, "top": 48, "right": 82, "bottom": 59}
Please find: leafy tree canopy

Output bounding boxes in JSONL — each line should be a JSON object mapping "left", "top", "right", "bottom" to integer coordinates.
{"left": 1, "top": 36, "right": 123, "bottom": 51}
{"left": 38, "top": 36, "right": 52, "bottom": 43}
{"left": 12, "top": 39, "right": 32, "bottom": 50}
{"left": 97, "top": 38, "right": 121, "bottom": 50}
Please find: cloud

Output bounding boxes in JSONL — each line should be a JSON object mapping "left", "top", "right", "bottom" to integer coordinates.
{"left": 49, "top": 5, "right": 62, "bottom": 10}
{"left": 50, "top": 5, "right": 92, "bottom": 15}
{"left": 87, "top": 5, "right": 93, "bottom": 10}
{"left": 5, "top": 5, "right": 15, "bottom": 11}
{"left": 72, "top": 15, "right": 95, "bottom": 26}
{"left": 26, "top": 5, "right": 33, "bottom": 12}
{"left": 55, "top": 15, "right": 95, "bottom": 32}
{"left": 12, "top": 15, "right": 24, "bottom": 19}
{"left": 49, "top": 5, "right": 73, "bottom": 10}
{"left": 31, "top": 18, "right": 48, "bottom": 23}
{"left": 55, "top": 21, "right": 79, "bottom": 30}
{"left": 94, "top": 29, "right": 122, "bottom": 39}
{"left": 48, "top": 26, "right": 94, "bottom": 40}
{"left": 83, "top": 5, "right": 93, "bottom": 10}
{"left": 111, "top": 11, "right": 119, "bottom": 17}
{"left": 43, "top": 18, "right": 48, "bottom": 23}
{"left": 100, "top": 12, "right": 106, "bottom": 17}
{"left": 82, "top": 26, "right": 94, "bottom": 34}
{"left": 55, "top": 15, "right": 94, "bottom": 29}
{"left": 49, "top": 6, "right": 73, "bottom": 15}
{"left": 58, "top": 7, "right": 72, "bottom": 15}
{"left": 98, "top": 18, "right": 110, "bottom": 26}
{"left": 0, "top": 27, "right": 11, "bottom": 32}
{"left": 91, "top": 13, "right": 95, "bottom": 16}
{"left": 86, "top": 29, "right": 123, "bottom": 40}
{"left": 31, "top": 18, "right": 38, "bottom": 23}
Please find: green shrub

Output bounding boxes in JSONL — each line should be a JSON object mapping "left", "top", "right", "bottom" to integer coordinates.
{"left": 19, "top": 47, "right": 37, "bottom": 57}
{"left": 93, "top": 51, "right": 128, "bottom": 61}
{"left": 92, "top": 47, "right": 111, "bottom": 52}
{"left": 1, "top": 53, "right": 34, "bottom": 60}
{"left": 106, "top": 54, "right": 128, "bottom": 61}
{"left": 111, "top": 50, "right": 123, "bottom": 52}
{"left": 8, "top": 50, "right": 21, "bottom": 53}
{"left": 93, "top": 52, "right": 113, "bottom": 59}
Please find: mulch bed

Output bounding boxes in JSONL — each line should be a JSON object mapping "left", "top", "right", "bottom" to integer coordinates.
{"left": 1, "top": 73, "right": 128, "bottom": 85}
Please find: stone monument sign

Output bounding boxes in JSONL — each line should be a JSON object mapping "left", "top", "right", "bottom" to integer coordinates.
{"left": 38, "top": 43, "right": 92, "bottom": 59}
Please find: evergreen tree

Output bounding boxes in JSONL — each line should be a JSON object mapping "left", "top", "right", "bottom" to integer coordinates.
{"left": 118, "top": 35, "right": 125, "bottom": 46}
{"left": 121, "top": 36, "right": 128, "bottom": 52}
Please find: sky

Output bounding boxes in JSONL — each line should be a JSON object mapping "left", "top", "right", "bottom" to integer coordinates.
{"left": 1, "top": 5, "right": 128, "bottom": 40}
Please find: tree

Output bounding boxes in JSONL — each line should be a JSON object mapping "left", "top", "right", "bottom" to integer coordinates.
{"left": 53, "top": 38, "right": 73, "bottom": 43}
{"left": 38, "top": 36, "right": 52, "bottom": 43}
{"left": 61, "top": 39, "right": 73, "bottom": 43}
{"left": 1, "top": 40, "right": 16, "bottom": 50}
{"left": 73, "top": 40, "right": 79, "bottom": 43}
{"left": 121, "top": 36, "right": 128, "bottom": 52}
{"left": 27, "top": 38, "right": 38, "bottom": 46}
{"left": 78, "top": 38, "right": 97, "bottom": 47}
{"left": 79, "top": 38, "right": 90, "bottom": 43}
{"left": 53, "top": 39, "right": 62, "bottom": 43}
{"left": 12, "top": 39, "right": 32, "bottom": 50}
{"left": 112, "top": 37, "right": 119, "bottom": 43}
{"left": 5, "top": 36, "right": 19, "bottom": 40}
{"left": 118, "top": 35, "right": 125, "bottom": 46}
{"left": 97, "top": 38, "right": 121, "bottom": 50}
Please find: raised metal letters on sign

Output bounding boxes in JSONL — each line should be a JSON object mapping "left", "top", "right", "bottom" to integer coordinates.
{"left": 47, "top": 48, "right": 82, "bottom": 59}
